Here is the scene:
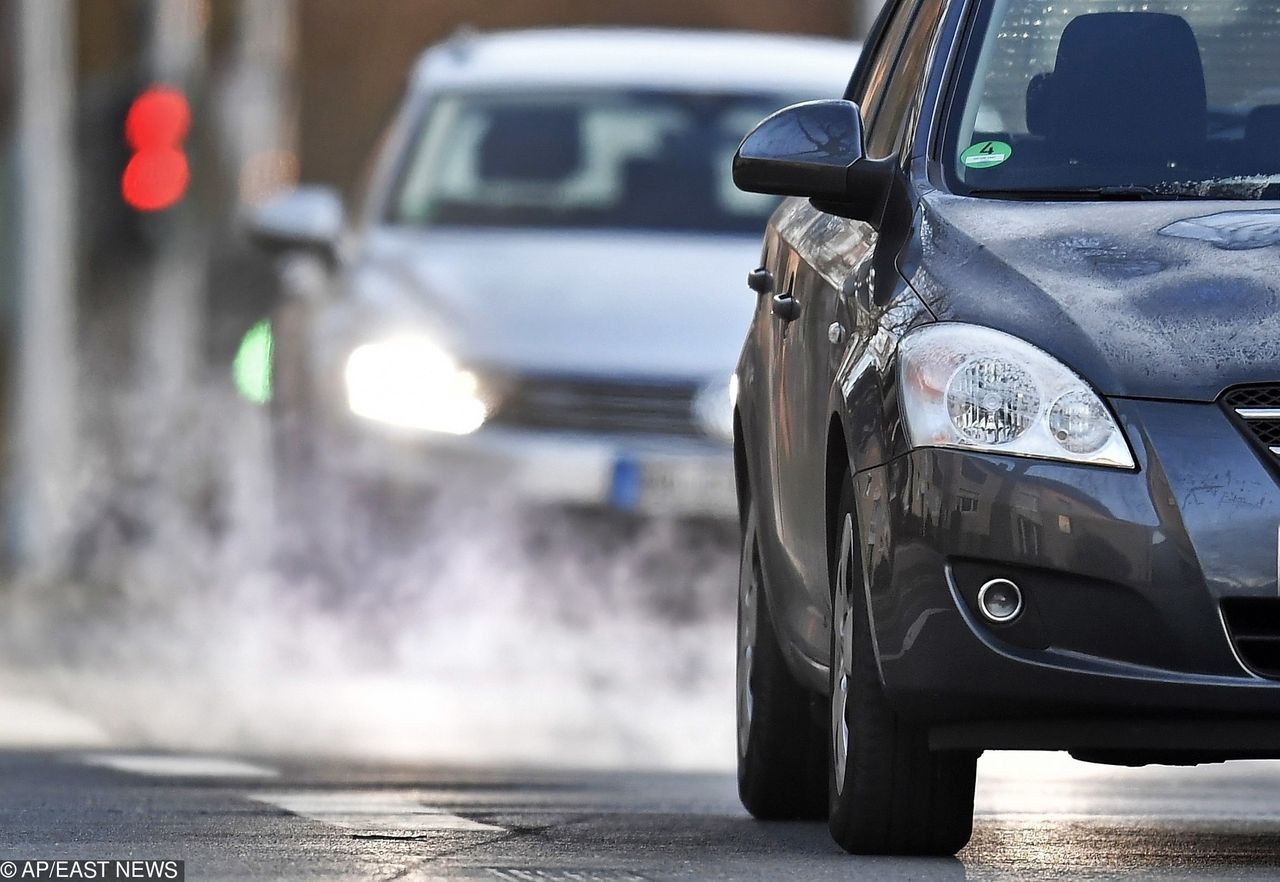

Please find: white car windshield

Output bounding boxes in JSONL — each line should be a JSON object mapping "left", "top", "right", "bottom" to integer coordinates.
{"left": 390, "top": 89, "right": 793, "bottom": 234}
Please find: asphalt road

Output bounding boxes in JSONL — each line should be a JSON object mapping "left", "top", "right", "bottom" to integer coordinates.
{"left": 7, "top": 750, "right": 1280, "bottom": 881}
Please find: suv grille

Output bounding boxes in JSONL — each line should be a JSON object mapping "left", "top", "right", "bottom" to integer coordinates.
{"left": 1222, "top": 386, "right": 1280, "bottom": 460}
{"left": 1222, "top": 598, "right": 1280, "bottom": 679}
{"left": 488, "top": 375, "right": 703, "bottom": 438}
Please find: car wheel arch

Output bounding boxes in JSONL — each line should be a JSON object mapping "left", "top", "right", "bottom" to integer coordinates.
{"left": 825, "top": 412, "right": 854, "bottom": 598}
{"left": 735, "top": 402, "right": 833, "bottom": 694}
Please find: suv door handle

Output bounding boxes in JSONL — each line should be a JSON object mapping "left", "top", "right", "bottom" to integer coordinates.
{"left": 772, "top": 292, "right": 801, "bottom": 323}
{"left": 747, "top": 267, "right": 774, "bottom": 295}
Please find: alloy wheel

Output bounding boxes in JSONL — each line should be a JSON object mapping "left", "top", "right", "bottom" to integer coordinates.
{"left": 736, "top": 530, "right": 759, "bottom": 759}
{"left": 831, "top": 512, "right": 856, "bottom": 793}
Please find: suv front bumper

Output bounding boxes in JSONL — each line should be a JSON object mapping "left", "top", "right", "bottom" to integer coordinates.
{"left": 860, "top": 397, "right": 1280, "bottom": 752}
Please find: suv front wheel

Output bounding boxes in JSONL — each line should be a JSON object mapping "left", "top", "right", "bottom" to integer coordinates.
{"left": 827, "top": 474, "right": 977, "bottom": 856}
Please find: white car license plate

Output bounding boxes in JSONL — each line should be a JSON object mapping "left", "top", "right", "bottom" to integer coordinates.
{"left": 611, "top": 457, "right": 735, "bottom": 515}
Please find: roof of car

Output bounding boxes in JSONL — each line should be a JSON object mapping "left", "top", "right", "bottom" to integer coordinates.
{"left": 411, "top": 28, "right": 858, "bottom": 97}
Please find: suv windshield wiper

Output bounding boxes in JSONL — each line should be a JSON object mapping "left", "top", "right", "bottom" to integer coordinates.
{"left": 967, "top": 185, "right": 1193, "bottom": 201}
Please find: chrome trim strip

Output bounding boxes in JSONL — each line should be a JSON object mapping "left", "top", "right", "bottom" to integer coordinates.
{"left": 1220, "top": 604, "right": 1264, "bottom": 679}
{"left": 1270, "top": 447, "right": 1280, "bottom": 457}
{"left": 1236, "top": 407, "right": 1280, "bottom": 419}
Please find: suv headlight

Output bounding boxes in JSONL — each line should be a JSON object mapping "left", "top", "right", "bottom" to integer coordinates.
{"left": 344, "top": 334, "right": 487, "bottom": 435}
{"left": 898, "top": 324, "right": 1134, "bottom": 468}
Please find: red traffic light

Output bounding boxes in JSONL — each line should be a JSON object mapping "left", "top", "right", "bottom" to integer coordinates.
{"left": 122, "top": 86, "right": 191, "bottom": 212}
{"left": 122, "top": 148, "right": 190, "bottom": 213}
{"left": 125, "top": 87, "right": 191, "bottom": 150}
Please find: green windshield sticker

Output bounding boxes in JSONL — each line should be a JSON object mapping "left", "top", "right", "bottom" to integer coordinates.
{"left": 961, "top": 140, "right": 1013, "bottom": 169}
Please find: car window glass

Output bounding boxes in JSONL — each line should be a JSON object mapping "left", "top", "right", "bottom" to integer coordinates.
{"left": 850, "top": 0, "right": 918, "bottom": 126}
{"left": 390, "top": 90, "right": 804, "bottom": 235}
{"left": 866, "top": 0, "right": 947, "bottom": 159}
{"left": 947, "top": 0, "right": 1280, "bottom": 197}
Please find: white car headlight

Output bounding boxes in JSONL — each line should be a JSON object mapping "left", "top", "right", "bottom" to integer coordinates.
{"left": 343, "top": 334, "right": 487, "bottom": 435}
{"left": 898, "top": 324, "right": 1134, "bottom": 469}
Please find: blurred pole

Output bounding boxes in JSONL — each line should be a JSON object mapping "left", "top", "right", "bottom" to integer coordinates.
{"left": 222, "top": 0, "right": 298, "bottom": 206}
{"left": 219, "top": 0, "right": 298, "bottom": 560}
{"left": 138, "top": 0, "right": 207, "bottom": 416}
{"left": 11, "top": 0, "right": 78, "bottom": 569}
{"left": 851, "top": 0, "right": 886, "bottom": 39}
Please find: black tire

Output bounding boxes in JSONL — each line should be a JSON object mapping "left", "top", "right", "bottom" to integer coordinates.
{"left": 736, "top": 499, "right": 828, "bottom": 820}
{"left": 827, "top": 474, "right": 977, "bottom": 856}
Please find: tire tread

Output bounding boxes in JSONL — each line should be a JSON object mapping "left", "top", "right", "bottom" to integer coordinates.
{"left": 737, "top": 503, "right": 828, "bottom": 821}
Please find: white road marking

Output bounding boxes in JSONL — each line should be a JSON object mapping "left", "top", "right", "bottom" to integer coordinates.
{"left": 250, "top": 790, "right": 504, "bottom": 833}
{"left": 484, "top": 871, "right": 649, "bottom": 882}
{"left": 80, "top": 753, "right": 279, "bottom": 779}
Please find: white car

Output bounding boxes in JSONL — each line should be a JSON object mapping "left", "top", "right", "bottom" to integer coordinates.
{"left": 248, "top": 28, "right": 856, "bottom": 520}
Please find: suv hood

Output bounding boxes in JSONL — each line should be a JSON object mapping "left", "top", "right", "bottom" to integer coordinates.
{"left": 912, "top": 193, "right": 1280, "bottom": 401}
{"left": 356, "top": 227, "right": 758, "bottom": 380}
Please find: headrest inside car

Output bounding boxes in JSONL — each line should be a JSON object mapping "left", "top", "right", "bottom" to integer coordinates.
{"left": 1045, "top": 12, "right": 1206, "bottom": 163}
{"left": 1025, "top": 72, "right": 1053, "bottom": 137}
{"left": 478, "top": 106, "right": 584, "bottom": 182}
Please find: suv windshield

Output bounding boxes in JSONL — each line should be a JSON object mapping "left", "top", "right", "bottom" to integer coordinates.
{"left": 391, "top": 90, "right": 791, "bottom": 234}
{"left": 947, "top": 1, "right": 1280, "bottom": 199}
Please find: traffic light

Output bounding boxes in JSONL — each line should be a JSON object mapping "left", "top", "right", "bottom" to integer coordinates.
{"left": 121, "top": 85, "right": 191, "bottom": 212}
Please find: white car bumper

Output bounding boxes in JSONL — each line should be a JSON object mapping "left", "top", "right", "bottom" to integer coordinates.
{"left": 326, "top": 420, "right": 738, "bottom": 520}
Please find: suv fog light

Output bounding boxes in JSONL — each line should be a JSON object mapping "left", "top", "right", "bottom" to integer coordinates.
{"left": 977, "top": 578, "right": 1023, "bottom": 623}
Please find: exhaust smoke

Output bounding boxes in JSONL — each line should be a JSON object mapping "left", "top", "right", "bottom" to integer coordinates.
{"left": 0, "top": 376, "right": 739, "bottom": 769}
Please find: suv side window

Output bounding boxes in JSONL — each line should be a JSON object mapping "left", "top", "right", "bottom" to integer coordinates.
{"left": 848, "top": 0, "right": 919, "bottom": 128}
{"left": 865, "top": 0, "right": 947, "bottom": 159}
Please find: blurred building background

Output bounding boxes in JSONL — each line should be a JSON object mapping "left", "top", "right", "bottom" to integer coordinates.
{"left": 294, "top": 0, "right": 860, "bottom": 196}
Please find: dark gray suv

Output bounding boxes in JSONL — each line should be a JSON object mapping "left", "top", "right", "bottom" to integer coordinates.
{"left": 731, "top": 0, "right": 1280, "bottom": 857}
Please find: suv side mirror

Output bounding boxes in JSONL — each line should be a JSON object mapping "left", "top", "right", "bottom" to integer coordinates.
{"left": 733, "top": 100, "right": 892, "bottom": 225}
{"left": 246, "top": 185, "right": 345, "bottom": 260}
